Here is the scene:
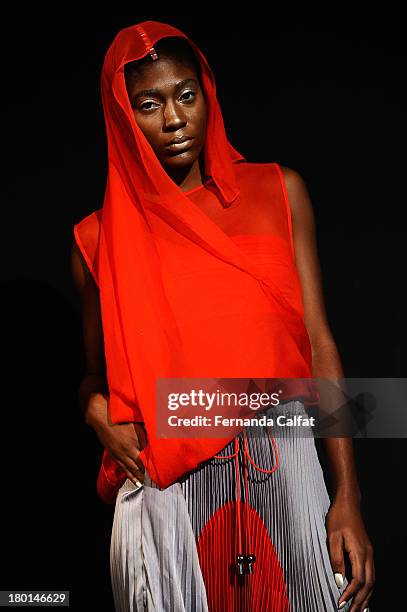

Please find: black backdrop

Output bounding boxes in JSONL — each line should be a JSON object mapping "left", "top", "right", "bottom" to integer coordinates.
{"left": 1, "top": 4, "right": 405, "bottom": 610}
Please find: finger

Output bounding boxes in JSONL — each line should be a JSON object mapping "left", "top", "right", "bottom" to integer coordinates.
{"left": 133, "top": 454, "right": 146, "bottom": 472}
{"left": 109, "top": 445, "right": 144, "bottom": 483}
{"left": 359, "top": 588, "right": 374, "bottom": 612}
{"left": 125, "top": 463, "right": 144, "bottom": 484}
{"left": 126, "top": 470, "right": 143, "bottom": 485}
{"left": 126, "top": 449, "right": 146, "bottom": 477}
{"left": 327, "top": 532, "right": 346, "bottom": 589}
{"left": 349, "top": 582, "right": 370, "bottom": 611}
{"left": 125, "top": 458, "right": 145, "bottom": 481}
{"left": 127, "top": 447, "right": 146, "bottom": 473}
{"left": 338, "top": 548, "right": 366, "bottom": 610}
{"left": 355, "top": 552, "right": 375, "bottom": 612}
{"left": 113, "top": 457, "right": 142, "bottom": 486}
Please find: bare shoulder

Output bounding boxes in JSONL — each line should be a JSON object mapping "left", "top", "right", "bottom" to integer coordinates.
{"left": 277, "top": 164, "right": 315, "bottom": 222}
{"left": 278, "top": 164, "right": 310, "bottom": 198}
{"left": 278, "top": 164, "right": 304, "bottom": 183}
{"left": 70, "top": 238, "right": 96, "bottom": 295}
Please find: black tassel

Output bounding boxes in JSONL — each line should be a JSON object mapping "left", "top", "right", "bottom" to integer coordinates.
{"left": 236, "top": 553, "right": 256, "bottom": 575}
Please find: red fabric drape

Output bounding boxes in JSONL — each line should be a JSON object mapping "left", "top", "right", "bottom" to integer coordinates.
{"left": 74, "top": 21, "right": 318, "bottom": 503}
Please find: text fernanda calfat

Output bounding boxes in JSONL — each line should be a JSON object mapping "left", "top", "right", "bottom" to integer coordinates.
{"left": 167, "top": 414, "right": 316, "bottom": 427}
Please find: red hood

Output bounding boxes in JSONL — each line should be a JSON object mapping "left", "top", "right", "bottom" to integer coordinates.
{"left": 100, "top": 20, "right": 245, "bottom": 208}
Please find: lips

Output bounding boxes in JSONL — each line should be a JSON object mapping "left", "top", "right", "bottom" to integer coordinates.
{"left": 165, "top": 137, "right": 193, "bottom": 152}
{"left": 167, "top": 134, "right": 191, "bottom": 144}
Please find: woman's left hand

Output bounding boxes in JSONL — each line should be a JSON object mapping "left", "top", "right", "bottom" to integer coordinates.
{"left": 325, "top": 497, "right": 375, "bottom": 611}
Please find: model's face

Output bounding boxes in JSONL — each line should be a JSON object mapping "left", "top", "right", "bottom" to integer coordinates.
{"left": 125, "top": 57, "right": 207, "bottom": 171}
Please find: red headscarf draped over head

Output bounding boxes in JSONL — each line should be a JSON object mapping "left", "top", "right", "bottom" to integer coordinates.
{"left": 90, "top": 20, "right": 316, "bottom": 501}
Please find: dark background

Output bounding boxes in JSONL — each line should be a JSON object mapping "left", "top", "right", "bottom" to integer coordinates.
{"left": 1, "top": 4, "right": 405, "bottom": 610}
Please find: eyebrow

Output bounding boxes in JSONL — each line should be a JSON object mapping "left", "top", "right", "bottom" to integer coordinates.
{"left": 132, "top": 78, "right": 198, "bottom": 102}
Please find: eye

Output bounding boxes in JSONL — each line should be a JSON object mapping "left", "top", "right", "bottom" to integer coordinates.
{"left": 180, "top": 90, "right": 196, "bottom": 102}
{"left": 138, "top": 100, "right": 160, "bottom": 111}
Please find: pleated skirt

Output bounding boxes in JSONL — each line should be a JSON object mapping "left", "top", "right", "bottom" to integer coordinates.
{"left": 110, "top": 399, "right": 369, "bottom": 611}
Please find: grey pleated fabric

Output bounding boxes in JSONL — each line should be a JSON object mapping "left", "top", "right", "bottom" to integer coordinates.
{"left": 110, "top": 469, "right": 209, "bottom": 611}
{"left": 110, "top": 399, "right": 370, "bottom": 611}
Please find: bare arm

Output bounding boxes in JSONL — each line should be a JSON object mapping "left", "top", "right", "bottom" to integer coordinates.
{"left": 280, "top": 165, "right": 360, "bottom": 502}
{"left": 70, "top": 238, "right": 109, "bottom": 425}
{"left": 280, "top": 166, "right": 375, "bottom": 611}
{"left": 70, "top": 238, "right": 146, "bottom": 483}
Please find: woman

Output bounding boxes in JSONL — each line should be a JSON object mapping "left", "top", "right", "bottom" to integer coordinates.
{"left": 71, "top": 21, "right": 375, "bottom": 611}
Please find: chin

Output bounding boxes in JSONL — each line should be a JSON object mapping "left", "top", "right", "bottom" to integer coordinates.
{"left": 162, "top": 151, "right": 200, "bottom": 169}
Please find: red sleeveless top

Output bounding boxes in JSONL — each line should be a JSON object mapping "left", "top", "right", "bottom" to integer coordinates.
{"left": 74, "top": 161, "right": 318, "bottom": 502}
{"left": 73, "top": 21, "right": 320, "bottom": 503}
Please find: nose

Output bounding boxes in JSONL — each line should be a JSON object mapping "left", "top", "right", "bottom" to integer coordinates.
{"left": 163, "top": 99, "right": 186, "bottom": 131}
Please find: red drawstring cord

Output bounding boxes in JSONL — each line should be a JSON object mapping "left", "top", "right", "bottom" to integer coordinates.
{"left": 213, "top": 437, "right": 243, "bottom": 553}
{"left": 213, "top": 427, "right": 280, "bottom": 576}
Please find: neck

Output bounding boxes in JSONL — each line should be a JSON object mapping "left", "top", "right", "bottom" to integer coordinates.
{"left": 166, "top": 156, "right": 205, "bottom": 193}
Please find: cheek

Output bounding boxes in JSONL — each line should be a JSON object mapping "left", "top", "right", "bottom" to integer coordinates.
{"left": 134, "top": 116, "right": 161, "bottom": 148}
{"left": 193, "top": 103, "right": 207, "bottom": 140}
